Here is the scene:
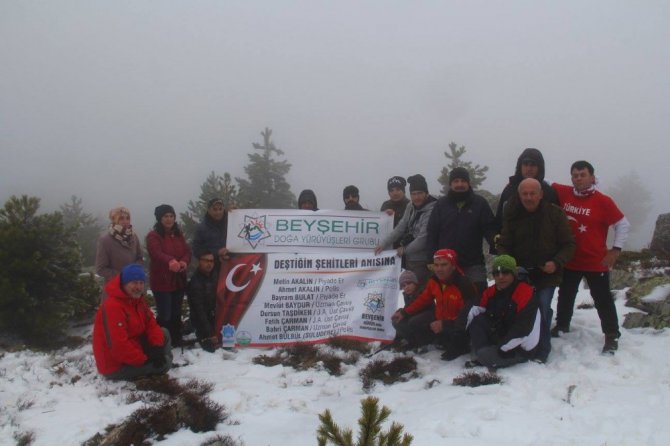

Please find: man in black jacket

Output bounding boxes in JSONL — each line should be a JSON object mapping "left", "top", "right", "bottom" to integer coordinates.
{"left": 426, "top": 167, "right": 496, "bottom": 294}
{"left": 192, "top": 198, "right": 228, "bottom": 264}
{"left": 467, "top": 255, "right": 540, "bottom": 369}
{"left": 186, "top": 251, "right": 219, "bottom": 352}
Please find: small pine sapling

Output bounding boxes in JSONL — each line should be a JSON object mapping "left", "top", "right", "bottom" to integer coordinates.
{"left": 316, "top": 396, "right": 413, "bottom": 446}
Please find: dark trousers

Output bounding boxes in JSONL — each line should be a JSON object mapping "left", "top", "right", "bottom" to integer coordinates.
{"left": 104, "top": 328, "right": 173, "bottom": 380}
{"left": 393, "top": 309, "right": 468, "bottom": 350}
{"left": 154, "top": 290, "right": 185, "bottom": 344}
{"left": 556, "top": 268, "right": 620, "bottom": 336}
{"left": 468, "top": 315, "right": 529, "bottom": 368}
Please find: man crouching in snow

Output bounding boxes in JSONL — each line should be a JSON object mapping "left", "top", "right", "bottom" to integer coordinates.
{"left": 93, "top": 264, "right": 172, "bottom": 380}
{"left": 467, "top": 255, "right": 541, "bottom": 369}
{"left": 391, "top": 249, "right": 477, "bottom": 360}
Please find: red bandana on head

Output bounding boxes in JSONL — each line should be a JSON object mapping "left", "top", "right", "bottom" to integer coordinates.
{"left": 433, "top": 248, "right": 462, "bottom": 273}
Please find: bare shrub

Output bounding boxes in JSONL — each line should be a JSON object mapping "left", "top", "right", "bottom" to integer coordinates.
{"left": 359, "top": 357, "right": 418, "bottom": 391}
{"left": 452, "top": 371, "right": 502, "bottom": 387}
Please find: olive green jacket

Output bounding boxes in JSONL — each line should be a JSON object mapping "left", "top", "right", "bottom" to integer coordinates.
{"left": 497, "top": 200, "right": 576, "bottom": 289}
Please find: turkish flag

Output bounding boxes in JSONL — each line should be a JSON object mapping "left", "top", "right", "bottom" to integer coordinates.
{"left": 215, "top": 253, "right": 267, "bottom": 336}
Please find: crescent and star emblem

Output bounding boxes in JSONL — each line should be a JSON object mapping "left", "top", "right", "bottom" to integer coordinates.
{"left": 225, "top": 262, "right": 263, "bottom": 292}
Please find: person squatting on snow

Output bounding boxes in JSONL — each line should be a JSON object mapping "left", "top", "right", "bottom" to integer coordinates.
{"left": 93, "top": 264, "right": 172, "bottom": 380}
{"left": 398, "top": 269, "right": 420, "bottom": 306}
{"left": 95, "top": 206, "right": 143, "bottom": 289}
{"left": 146, "top": 204, "right": 192, "bottom": 346}
{"left": 426, "top": 166, "right": 497, "bottom": 295}
{"left": 380, "top": 176, "right": 410, "bottom": 229}
{"left": 391, "top": 249, "right": 477, "bottom": 361}
{"left": 467, "top": 255, "right": 541, "bottom": 369}
{"left": 497, "top": 178, "right": 576, "bottom": 363}
{"left": 375, "top": 174, "right": 437, "bottom": 290}
{"left": 551, "top": 160, "right": 631, "bottom": 354}
{"left": 186, "top": 250, "right": 220, "bottom": 353}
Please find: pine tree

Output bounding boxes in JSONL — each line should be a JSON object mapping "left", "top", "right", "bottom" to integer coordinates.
{"left": 180, "top": 171, "right": 237, "bottom": 241}
{"left": 60, "top": 195, "right": 103, "bottom": 268}
{"left": 0, "top": 195, "right": 99, "bottom": 346}
{"left": 317, "top": 396, "right": 413, "bottom": 446}
{"left": 437, "top": 142, "right": 489, "bottom": 194}
{"left": 236, "top": 127, "right": 297, "bottom": 209}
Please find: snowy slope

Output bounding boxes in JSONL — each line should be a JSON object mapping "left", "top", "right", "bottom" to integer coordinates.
{"left": 1, "top": 286, "right": 669, "bottom": 446}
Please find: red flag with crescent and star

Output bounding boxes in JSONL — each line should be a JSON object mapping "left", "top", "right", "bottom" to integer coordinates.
{"left": 215, "top": 253, "right": 267, "bottom": 337}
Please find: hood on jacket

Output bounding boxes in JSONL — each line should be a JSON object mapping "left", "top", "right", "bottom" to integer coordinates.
{"left": 298, "top": 189, "right": 318, "bottom": 210}
{"left": 512, "top": 148, "right": 546, "bottom": 184}
{"left": 105, "top": 274, "right": 139, "bottom": 304}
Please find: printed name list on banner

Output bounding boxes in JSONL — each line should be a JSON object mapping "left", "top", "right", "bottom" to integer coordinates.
{"left": 226, "top": 209, "right": 393, "bottom": 253}
{"left": 214, "top": 251, "right": 401, "bottom": 347}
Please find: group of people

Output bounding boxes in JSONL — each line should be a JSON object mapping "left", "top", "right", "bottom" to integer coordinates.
{"left": 92, "top": 199, "right": 228, "bottom": 379}
{"left": 92, "top": 147, "right": 629, "bottom": 379}
{"left": 379, "top": 150, "right": 629, "bottom": 368}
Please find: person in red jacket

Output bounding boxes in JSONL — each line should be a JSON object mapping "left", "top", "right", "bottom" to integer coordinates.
{"left": 391, "top": 248, "right": 477, "bottom": 360}
{"left": 146, "top": 204, "right": 192, "bottom": 346}
{"left": 93, "top": 264, "right": 172, "bottom": 380}
{"left": 467, "top": 255, "right": 541, "bottom": 369}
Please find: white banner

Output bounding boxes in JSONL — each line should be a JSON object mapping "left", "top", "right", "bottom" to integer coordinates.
{"left": 226, "top": 209, "right": 393, "bottom": 253}
{"left": 215, "top": 251, "right": 401, "bottom": 346}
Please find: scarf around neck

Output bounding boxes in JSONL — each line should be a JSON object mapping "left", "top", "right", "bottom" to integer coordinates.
{"left": 109, "top": 224, "right": 134, "bottom": 248}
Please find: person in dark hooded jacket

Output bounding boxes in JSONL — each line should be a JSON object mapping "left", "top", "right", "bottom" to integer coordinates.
{"left": 298, "top": 189, "right": 319, "bottom": 211}
{"left": 494, "top": 148, "right": 558, "bottom": 233}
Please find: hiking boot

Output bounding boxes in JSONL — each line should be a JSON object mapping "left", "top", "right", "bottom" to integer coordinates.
{"left": 550, "top": 325, "right": 569, "bottom": 338}
{"left": 441, "top": 343, "right": 470, "bottom": 361}
{"left": 602, "top": 334, "right": 619, "bottom": 355}
{"left": 464, "top": 359, "right": 483, "bottom": 369}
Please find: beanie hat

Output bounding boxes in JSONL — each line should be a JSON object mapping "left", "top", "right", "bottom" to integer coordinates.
{"left": 492, "top": 255, "right": 517, "bottom": 275}
{"left": 449, "top": 167, "right": 470, "bottom": 184}
{"left": 434, "top": 248, "right": 458, "bottom": 265}
{"left": 154, "top": 204, "right": 175, "bottom": 221}
{"left": 387, "top": 176, "right": 407, "bottom": 192}
{"left": 108, "top": 206, "right": 131, "bottom": 224}
{"left": 120, "top": 264, "right": 146, "bottom": 285}
{"left": 343, "top": 185, "right": 359, "bottom": 199}
{"left": 407, "top": 174, "right": 428, "bottom": 193}
{"left": 207, "top": 198, "right": 224, "bottom": 209}
{"left": 398, "top": 270, "right": 418, "bottom": 289}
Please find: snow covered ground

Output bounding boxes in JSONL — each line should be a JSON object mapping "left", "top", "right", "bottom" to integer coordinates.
{"left": 1, "top": 285, "right": 669, "bottom": 446}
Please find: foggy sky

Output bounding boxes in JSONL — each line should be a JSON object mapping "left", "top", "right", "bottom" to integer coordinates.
{"left": 1, "top": 1, "right": 668, "bottom": 248}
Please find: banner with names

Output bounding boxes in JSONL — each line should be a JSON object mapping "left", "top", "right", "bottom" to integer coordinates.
{"left": 215, "top": 251, "right": 401, "bottom": 347}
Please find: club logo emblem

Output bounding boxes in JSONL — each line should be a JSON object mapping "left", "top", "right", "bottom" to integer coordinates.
{"left": 237, "top": 215, "right": 271, "bottom": 249}
{"left": 364, "top": 293, "right": 385, "bottom": 313}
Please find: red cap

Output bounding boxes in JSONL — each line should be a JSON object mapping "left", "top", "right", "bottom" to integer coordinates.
{"left": 433, "top": 248, "right": 458, "bottom": 265}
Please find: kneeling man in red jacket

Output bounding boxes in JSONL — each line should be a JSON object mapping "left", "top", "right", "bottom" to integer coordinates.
{"left": 93, "top": 264, "right": 172, "bottom": 380}
{"left": 392, "top": 249, "right": 477, "bottom": 360}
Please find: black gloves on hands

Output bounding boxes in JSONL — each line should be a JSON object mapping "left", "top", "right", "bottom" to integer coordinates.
{"left": 146, "top": 345, "right": 166, "bottom": 368}
{"left": 200, "top": 337, "right": 218, "bottom": 353}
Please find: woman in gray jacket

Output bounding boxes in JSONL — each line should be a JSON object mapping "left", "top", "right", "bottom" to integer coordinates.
{"left": 374, "top": 174, "right": 437, "bottom": 290}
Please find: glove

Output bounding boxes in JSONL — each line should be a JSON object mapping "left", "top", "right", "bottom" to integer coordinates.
{"left": 146, "top": 346, "right": 166, "bottom": 368}
{"left": 466, "top": 306, "right": 486, "bottom": 329}
{"left": 201, "top": 338, "right": 218, "bottom": 353}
